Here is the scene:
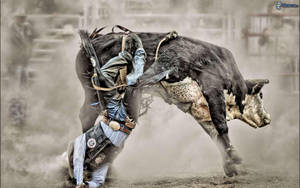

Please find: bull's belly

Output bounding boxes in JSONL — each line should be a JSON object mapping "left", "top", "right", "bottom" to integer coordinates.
{"left": 159, "top": 77, "right": 239, "bottom": 122}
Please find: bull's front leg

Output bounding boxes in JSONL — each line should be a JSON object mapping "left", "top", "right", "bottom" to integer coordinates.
{"left": 198, "top": 121, "right": 241, "bottom": 177}
{"left": 198, "top": 88, "right": 241, "bottom": 176}
{"left": 187, "top": 99, "right": 242, "bottom": 176}
{"left": 157, "top": 79, "right": 241, "bottom": 176}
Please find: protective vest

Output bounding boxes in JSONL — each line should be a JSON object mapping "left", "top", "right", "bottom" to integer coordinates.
{"left": 67, "top": 124, "right": 120, "bottom": 178}
{"left": 84, "top": 124, "right": 113, "bottom": 170}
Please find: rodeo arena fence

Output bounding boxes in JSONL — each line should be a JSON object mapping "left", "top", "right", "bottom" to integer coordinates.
{"left": 243, "top": 12, "right": 299, "bottom": 95}
{"left": 23, "top": 0, "right": 241, "bottom": 83}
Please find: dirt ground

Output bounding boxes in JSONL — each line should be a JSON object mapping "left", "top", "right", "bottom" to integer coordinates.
{"left": 60, "top": 167, "right": 300, "bottom": 188}
{"left": 2, "top": 164, "right": 299, "bottom": 188}
{"left": 103, "top": 172, "right": 299, "bottom": 188}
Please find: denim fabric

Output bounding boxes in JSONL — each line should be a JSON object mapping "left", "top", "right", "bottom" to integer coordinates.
{"left": 73, "top": 134, "right": 86, "bottom": 185}
{"left": 100, "top": 53, "right": 129, "bottom": 88}
{"left": 73, "top": 122, "right": 128, "bottom": 186}
{"left": 106, "top": 99, "right": 127, "bottom": 122}
{"left": 87, "top": 163, "right": 109, "bottom": 188}
{"left": 100, "top": 121, "right": 128, "bottom": 148}
{"left": 126, "top": 48, "right": 146, "bottom": 85}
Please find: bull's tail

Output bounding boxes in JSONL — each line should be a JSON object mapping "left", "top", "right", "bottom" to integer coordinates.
{"left": 78, "top": 29, "right": 89, "bottom": 40}
{"left": 90, "top": 26, "right": 106, "bottom": 39}
{"left": 78, "top": 30, "right": 93, "bottom": 59}
{"left": 78, "top": 26, "right": 106, "bottom": 42}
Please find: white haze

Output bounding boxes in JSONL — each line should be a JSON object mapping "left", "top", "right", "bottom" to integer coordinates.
{"left": 1, "top": 0, "right": 299, "bottom": 187}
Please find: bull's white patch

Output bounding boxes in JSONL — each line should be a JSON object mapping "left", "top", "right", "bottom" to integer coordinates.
{"left": 224, "top": 90, "right": 242, "bottom": 121}
{"left": 159, "top": 77, "right": 270, "bottom": 128}
{"left": 241, "top": 94, "right": 270, "bottom": 128}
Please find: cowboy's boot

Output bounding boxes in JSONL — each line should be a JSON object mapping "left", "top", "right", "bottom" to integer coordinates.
{"left": 76, "top": 183, "right": 89, "bottom": 188}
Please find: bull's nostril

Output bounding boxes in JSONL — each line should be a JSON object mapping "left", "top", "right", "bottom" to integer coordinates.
{"left": 264, "top": 118, "right": 271, "bottom": 125}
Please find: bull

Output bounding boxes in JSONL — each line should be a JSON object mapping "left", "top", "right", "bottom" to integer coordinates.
{"left": 75, "top": 28, "right": 271, "bottom": 177}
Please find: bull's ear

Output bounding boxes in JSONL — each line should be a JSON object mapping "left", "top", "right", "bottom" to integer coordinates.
{"left": 245, "top": 79, "right": 269, "bottom": 94}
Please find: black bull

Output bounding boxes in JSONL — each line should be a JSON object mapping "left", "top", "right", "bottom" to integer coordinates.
{"left": 75, "top": 31, "right": 269, "bottom": 176}
{"left": 76, "top": 31, "right": 249, "bottom": 133}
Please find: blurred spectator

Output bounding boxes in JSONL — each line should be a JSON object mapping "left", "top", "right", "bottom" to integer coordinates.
{"left": 258, "top": 28, "right": 270, "bottom": 46}
{"left": 8, "top": 9, "right": 36, "bottom": 84}
{"left": 35, "top": 0, "right": 57, "bottom": 14}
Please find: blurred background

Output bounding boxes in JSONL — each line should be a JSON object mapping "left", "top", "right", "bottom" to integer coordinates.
{"left": 1, "top": 0, "right": 299, "bottom": 187}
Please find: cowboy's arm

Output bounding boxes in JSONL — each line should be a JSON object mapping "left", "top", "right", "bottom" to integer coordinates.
{"left": 126, "top": 33, "right": 146, "bottom": 85}
{"left": 126, "top": 48, "right": 146, "bottom": 85}
{"left": 98, "top": 54, "right": 129, "bottom": 88}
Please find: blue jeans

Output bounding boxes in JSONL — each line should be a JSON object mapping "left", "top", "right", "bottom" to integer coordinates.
{"left": 73, "top": 121, "right": 128, "bottom": 187}
{"left": 106, "top": 99, "right": 127, "bottom": 122}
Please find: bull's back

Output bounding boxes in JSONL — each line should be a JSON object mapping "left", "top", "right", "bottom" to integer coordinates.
{"left": 138, "top": 33, "right": 242, "bottom": 87}
{"left": 78, "top": 31, "right": 245, "bottom": 93}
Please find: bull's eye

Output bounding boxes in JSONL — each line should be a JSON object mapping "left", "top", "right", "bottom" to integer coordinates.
{"left": 259, "top": 93, "right": 263, "bottom": 99}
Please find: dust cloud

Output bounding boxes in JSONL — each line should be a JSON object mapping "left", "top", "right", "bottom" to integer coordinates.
{"left": 1, "top": 0, "right": 299, "bottom": 187}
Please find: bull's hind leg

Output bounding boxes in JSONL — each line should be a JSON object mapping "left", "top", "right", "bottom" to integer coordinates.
{"left": 79, "top": 88, "right": 102, "bottom": 133}
{"left": 76, "top": 52, "right": 103, "bottom": 133}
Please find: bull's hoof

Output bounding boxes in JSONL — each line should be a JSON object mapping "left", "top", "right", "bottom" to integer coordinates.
{"left": 223, "top": 161, "right": 238, "bottom": 177}
{"left": 227, "top": 146, "right": 242, "bottom": 165}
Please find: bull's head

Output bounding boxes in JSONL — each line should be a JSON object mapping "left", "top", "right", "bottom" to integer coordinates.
{"left": 241, "top": 79, "right": 271, "bottom": 128}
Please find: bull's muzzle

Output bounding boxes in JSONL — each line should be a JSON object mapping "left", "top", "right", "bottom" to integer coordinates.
{"left": 261, "top": 113, "right": 271, "bottom": 127}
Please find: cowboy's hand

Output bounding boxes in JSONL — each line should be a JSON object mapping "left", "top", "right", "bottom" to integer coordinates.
{"left": 76, "top": 184, "right": 87, "bottom": 188}
{"left": 129, "top": 33, "right": 143, "bottom": 49}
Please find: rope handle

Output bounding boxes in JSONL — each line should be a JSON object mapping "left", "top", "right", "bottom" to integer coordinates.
{"left": 154, "top": 30, "right": 178, "bottom": 62}
{"left": 112, "top": 25, "right": 132, "bottom": 33}
{"left": 121, "top": 35, "right": 128, "bottom": 52}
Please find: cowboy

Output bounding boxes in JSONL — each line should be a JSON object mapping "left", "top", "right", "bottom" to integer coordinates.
{"left": 68, "top": 33, "right": 145, "bottom": 188}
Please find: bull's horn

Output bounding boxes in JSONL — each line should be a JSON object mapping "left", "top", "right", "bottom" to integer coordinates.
{"left": 248, "top": 79, "right": 270, "bottom": 85}
{"left": 261, "top": 79, "right": 270, "bottom": 84}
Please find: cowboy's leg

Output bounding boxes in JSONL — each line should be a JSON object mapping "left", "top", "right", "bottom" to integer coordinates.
{"left": 73, "top": 134, "right": 87, "bottom": 186}
{"left": 87, "top": 163, "right": 110, "bottom": 188}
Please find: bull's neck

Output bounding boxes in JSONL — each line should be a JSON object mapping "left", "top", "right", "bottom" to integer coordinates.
{"left": 224, "top": 90, "right": 243, "bottom": 121}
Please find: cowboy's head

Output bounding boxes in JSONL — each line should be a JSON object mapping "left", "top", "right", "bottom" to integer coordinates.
{"left": 13, "top": 9, "right": 27, "bottom": 24}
